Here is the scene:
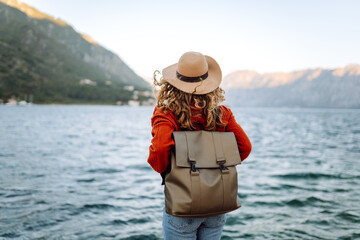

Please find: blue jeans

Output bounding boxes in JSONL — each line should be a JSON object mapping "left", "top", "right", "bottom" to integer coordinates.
{"left": 162, "top": 208, "right": 226, "bottom": 240}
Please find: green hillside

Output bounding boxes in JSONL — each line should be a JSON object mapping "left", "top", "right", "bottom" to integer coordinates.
{"left": 0, "top": 1, "right": 151, "bottom": 104}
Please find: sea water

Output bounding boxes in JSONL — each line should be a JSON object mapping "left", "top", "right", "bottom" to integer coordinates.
{"left": 0, "top": 105, "right": 359, "bottom": 239}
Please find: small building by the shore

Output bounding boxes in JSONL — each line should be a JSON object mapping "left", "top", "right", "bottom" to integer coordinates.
{"left": 128, "top": 100, "right": 140, "bottom": 107}
{"left": 79, "top": 79, "right": 97, "bottom": 86}
{"left": 124, "top": 85, "right": 135, "bottom": 91}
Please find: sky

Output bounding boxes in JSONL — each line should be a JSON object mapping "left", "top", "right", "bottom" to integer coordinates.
{"left": 20, "top": 0, "right": 360, "bottom": 78}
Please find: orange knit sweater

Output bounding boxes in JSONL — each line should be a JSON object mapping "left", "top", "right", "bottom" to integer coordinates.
{"left": 147, "top": 105, "right": 252, "bottom": 173}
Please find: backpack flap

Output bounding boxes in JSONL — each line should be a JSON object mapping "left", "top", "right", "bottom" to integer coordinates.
{"left": 173, "top": 131, "right": 241, "bottom": 169}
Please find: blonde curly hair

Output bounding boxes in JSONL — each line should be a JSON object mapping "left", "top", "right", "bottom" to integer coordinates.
{"left": 153, "top": 70, "right": 226, "bottom": 131}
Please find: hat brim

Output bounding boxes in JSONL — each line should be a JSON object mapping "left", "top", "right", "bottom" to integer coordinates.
{"left": 162, "top": 55, "right": 222, "bottom": 95}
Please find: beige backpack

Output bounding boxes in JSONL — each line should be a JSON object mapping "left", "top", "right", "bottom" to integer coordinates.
{"left": 164, "top": 130, "right": 242, "bottom": 217}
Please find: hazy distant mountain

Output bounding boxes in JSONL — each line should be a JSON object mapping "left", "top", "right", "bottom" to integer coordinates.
{"left": 223, "top": 64, "right": 360, "bottom": 108}
{"left": 0, "top": 0, "right": 150, "bottom": 104}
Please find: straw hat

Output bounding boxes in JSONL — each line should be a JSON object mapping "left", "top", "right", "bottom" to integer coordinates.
{"left": 162, "top": 51, "right": 222, "bottom": 94}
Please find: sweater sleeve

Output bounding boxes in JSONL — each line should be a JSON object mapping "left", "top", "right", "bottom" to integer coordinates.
{"left": 147, "top": 108, "right": 177, "bottom": 173}
{"left": 221, "top": 106, "right": 252, "bottom": 161}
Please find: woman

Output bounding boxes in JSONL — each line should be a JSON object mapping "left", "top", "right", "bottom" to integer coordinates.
{"left": 148, "top": 51, "right": 252, "bottom": 239}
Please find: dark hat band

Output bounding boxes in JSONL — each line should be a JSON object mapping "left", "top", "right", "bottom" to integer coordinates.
{"left": 176, "top": 71, "right": 208, "bottom": 83}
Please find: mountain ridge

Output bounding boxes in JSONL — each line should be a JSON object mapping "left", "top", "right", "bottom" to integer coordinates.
{"left": 0, "top": 0, "right": 149, "bottom": 89}
{"left": 222, "top": 64, "right": 360, "bottom": 90}
{"left": 0, "top": 0, "right": 151, "bottom": 104}
{"left": 0, "top": 0, "right": 68, "bottom": 26}
{"left": 224, "top": 64, "right": 360, "bottom": 108}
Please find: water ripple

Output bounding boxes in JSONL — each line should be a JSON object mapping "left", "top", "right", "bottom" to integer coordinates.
{"left": 0, "top": 105, "right": 359, "bottom": 239}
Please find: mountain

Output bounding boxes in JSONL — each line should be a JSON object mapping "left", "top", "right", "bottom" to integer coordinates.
{"left": 0, "top": 0, "right": 151, "bottom": 104}
{"left": 223, "top": 64, "right": 360, "bottom": 108}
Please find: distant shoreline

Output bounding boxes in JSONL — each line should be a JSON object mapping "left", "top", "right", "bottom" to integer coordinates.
{"left": 1, "top": 103, "right": 359, "bottom": 111}
{"left": 0, "top": 103, "right": 156, "bottom": 107}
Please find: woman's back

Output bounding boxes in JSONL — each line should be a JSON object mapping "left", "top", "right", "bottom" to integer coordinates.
{"left": 148, "top": 104, "right": 252, "bottom": 174}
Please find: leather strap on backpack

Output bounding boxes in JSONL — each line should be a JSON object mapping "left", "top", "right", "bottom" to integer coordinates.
{"left": 212, "top": 132, "right": 232, "bottom": 210}
{"left": 184, "top": 132, "right": 202, "bottom": 214}
{"left": 212, "top": 132, "right": 226, "bottom": 164}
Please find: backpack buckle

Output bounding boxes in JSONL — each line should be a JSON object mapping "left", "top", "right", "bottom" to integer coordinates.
{"left": 189, "top": 161, "right": 198, "bottom": 173}
{"left": 219, "top": 162, "right": 229, "bottom": 172}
